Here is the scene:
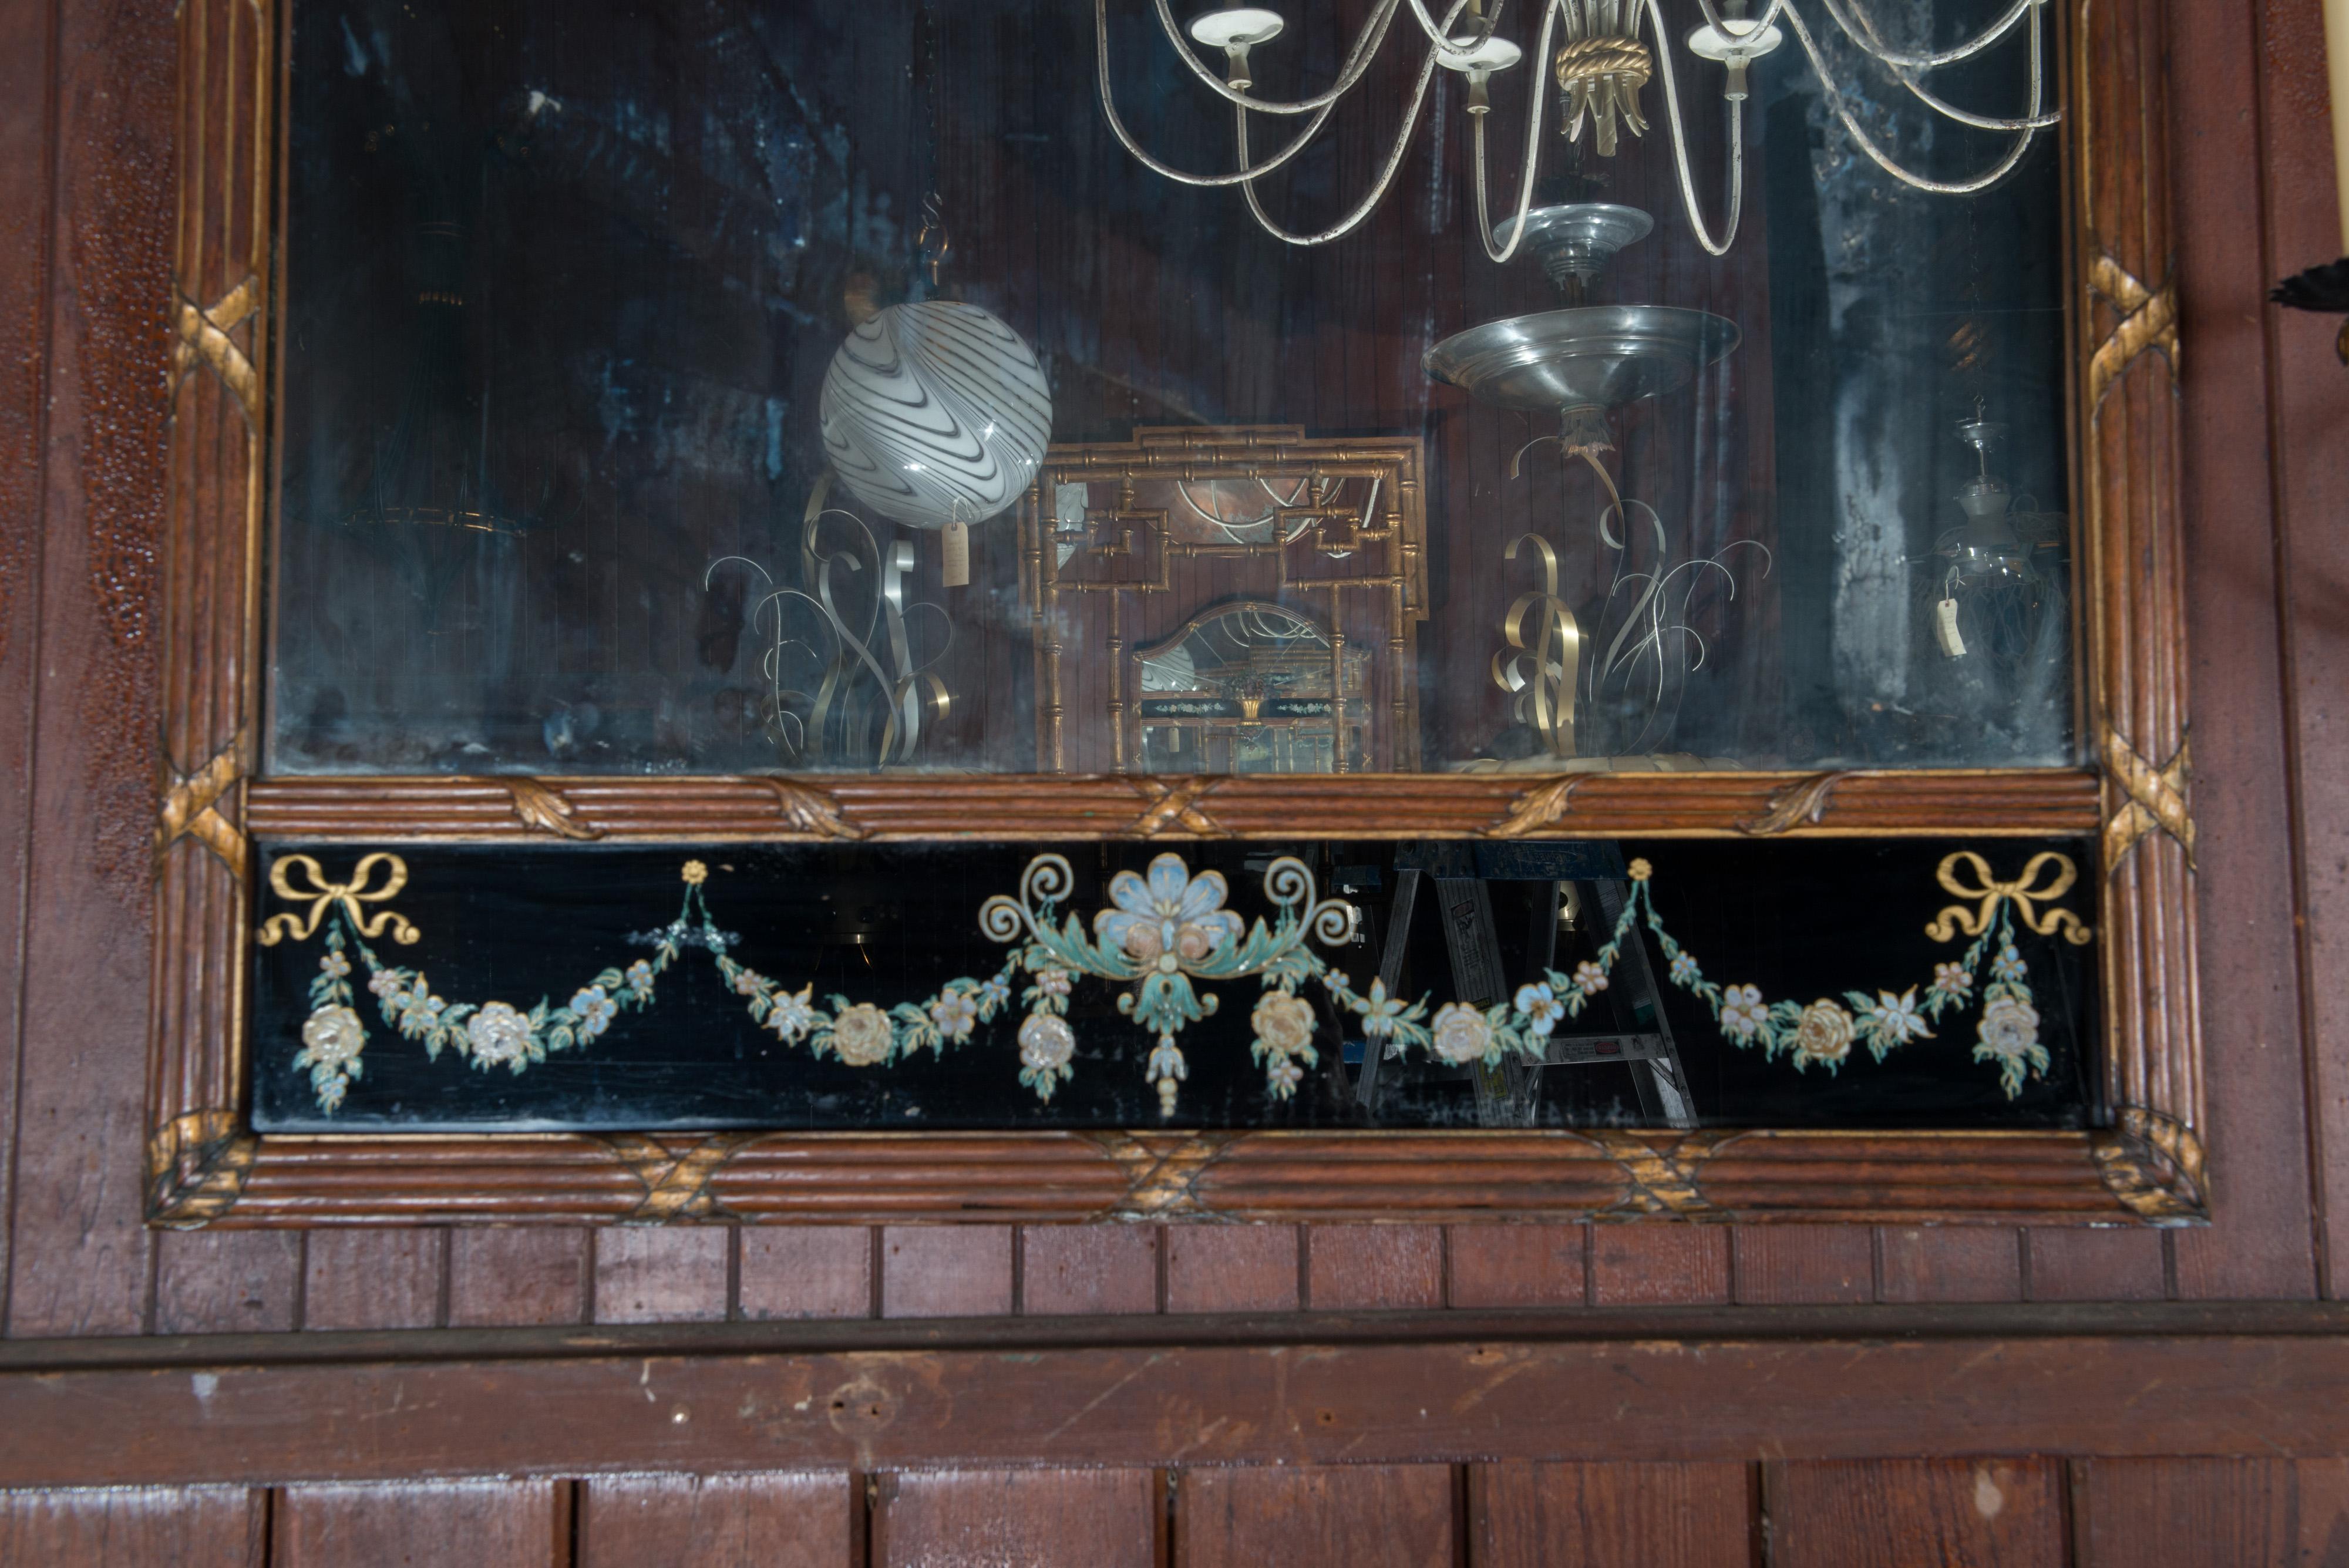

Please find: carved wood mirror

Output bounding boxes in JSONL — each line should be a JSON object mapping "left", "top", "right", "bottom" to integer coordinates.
{"left": 149, "top": 0, "right": 2199, "bottom": 1227}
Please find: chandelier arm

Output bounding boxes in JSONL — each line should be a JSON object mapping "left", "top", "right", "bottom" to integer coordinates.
{"left": 1234, "top": 38, "right": 1448, "bottom": 245}
{"left": 1097, "top": 0, "right": 1362, "bottom": 184}
{"left": 1402, "top": 0, "right": 1505, "bottom": 63}
{"left": 1811, "top": 0, "right": 2038, "bottom": 72}
{"left": 1145, "top": 0, "right": 1406, "bottom": 115}
{"left": 1642, "top": 0, "right": 1745, "bottom": 258}
{"left": 1780, "top": 1, "right": 2044, "bottom": 195}
{"left": 1470, "top": 0, "right": 1566, "bottom": 263}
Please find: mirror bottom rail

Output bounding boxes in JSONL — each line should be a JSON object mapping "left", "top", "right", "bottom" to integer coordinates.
{"left": 149, "top": 1125, "right": 2199, "bottom": 1229}
{"left": 241, "top": 769, "right": 2103, "bottom": 842}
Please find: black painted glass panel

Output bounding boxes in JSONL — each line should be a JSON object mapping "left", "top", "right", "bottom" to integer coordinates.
{"left": 252, "top": 838, "right": 2097, "bottom": 1132}
{"left": 270, "top": 0, "right": 2076, "bottom": 776}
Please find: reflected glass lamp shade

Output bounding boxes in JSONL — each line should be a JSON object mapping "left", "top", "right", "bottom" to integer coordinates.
{"left": 819, "top": 301, "right": 1052, "bottom": 530}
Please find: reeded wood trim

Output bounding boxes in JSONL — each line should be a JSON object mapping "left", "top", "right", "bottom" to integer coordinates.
{"left": 149, "top": 1125, "right": 2195, "bottom": 1228}
{"left": 2074, "top": 0, "right": 2202, "bottom": 1150}
{"left": 241, "top": 768, "right": 2103, "bottom": 842}
{"left": 144, "top": 0, "right": 2206, "bottom": 1230}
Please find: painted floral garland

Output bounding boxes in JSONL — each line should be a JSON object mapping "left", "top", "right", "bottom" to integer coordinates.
{"left": 269, "top": 848, "right": 2092, "bottom": 1116}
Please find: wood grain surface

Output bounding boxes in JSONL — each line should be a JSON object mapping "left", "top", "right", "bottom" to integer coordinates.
{"left": 1478, "top": 1462, "right": 1752, "bottom": 1568}
{"left": 578, "top": 1472, "right": 850, "bottom": 1568}
{"left": 271, "top": 1480, "right": 560, "bottom": 1568}
{"left": 1769, "top": 1458, "right": 2065, "bottom": 1567}
{"left": 1176, "top": 1465, "right": 1454, "bottom": 1568}
{"left": 0, "top": 1485, "right": 262, "bottom": 1567}
{"left": 874, "top": 1468, "right": 1157, "bottom": 1568}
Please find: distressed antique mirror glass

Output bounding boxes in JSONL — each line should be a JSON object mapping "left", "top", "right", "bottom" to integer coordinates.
{"left": 147, "top": 0, "right": 2201, "bottom": 1223}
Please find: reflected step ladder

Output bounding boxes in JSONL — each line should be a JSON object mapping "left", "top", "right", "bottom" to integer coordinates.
{"left": 1350, "top": 841, "right": 1696, "bottom": 1129}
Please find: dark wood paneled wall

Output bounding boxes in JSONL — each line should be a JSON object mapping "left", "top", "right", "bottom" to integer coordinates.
{"left": 1, "top": 0, "right": 2346, "bottom": 1557}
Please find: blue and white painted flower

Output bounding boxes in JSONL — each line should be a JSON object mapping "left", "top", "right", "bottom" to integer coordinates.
{"left": 568, "top": 984, "right": 618, "bottom": 1041}
{"left": 1515, "top": 981, "right": 1566, "bottom": 1037}
{"left": 1860, "top": 987, "right": 1933, "bottom": 1047}
{"left": 930, "top": 988, "right": 981, "bottom": 1042}
{"left": 767, "top": 984, "right": 817, "bottom": 1044}
{"left": 1357, "top": 977, "right": 1409, "bottom": 1040}
{"left": 1990, "top": 944, "right": 2028, "bottom": 984}
{"left": 1718, "top": 982, "right": 1768, "bottom": 1041}
{"left": 1093, "top": 854, "right": 1244, "bottom": 969}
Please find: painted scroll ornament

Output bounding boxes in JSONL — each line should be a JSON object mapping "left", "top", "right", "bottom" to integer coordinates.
{"left": 819, "top": 301, "right": 1052, "bottom": 533}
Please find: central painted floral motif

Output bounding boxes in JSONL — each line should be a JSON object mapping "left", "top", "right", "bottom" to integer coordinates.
{"left": 1094, "top": 856, "right": 1245, "bottom": 970}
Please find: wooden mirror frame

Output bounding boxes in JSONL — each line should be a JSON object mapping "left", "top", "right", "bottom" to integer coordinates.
{"left": 146, "top": 0, "right": 2197, "bottom": 1228}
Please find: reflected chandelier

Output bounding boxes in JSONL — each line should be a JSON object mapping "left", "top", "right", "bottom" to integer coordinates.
{"left": 1095, "top": 0, "right": 2058, "bottom": 257}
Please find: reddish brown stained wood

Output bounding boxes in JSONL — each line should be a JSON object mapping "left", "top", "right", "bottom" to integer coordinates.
{"left": 2164, "top": 0, "right": 2320, "bottom": 1299}
{"left": 1476, "top": 1462, "right": 1752, "bottom": 1568}
{"left": 13, "top": 1330, "right": 2349, "bottom": 1483}
{"left": 1176, "top": 1465, "right": 1453, "bottom": 1568}
{"left": 739, "top": 1227, "right": 874, "bottom": 1321}
{"left": 0, "top": 1485, "right": 262, "bottom": 1566}
{"left": 1731, "top": 1226, "right": 1873, "bottom": 1304}
{"left": 1876, "top": 1229, "right": 2023, "bottom": 1304}
{"left": 152, "top": 1231, "right": 299, "bottom": 1335}
{"left": 446, "top": 1227, "right": 587, "bottom": 1328}
{"left": 578, "top": 1472, "right": 851, "bottom": 1568}
{"left": 2025, "top": 1229, "right": 2168, "bottom": 1302}
{"left": 241, "top": 768, "right": 2102, "bottom": 843}
{"left": 1306, "top": 1224, "right": 1443, "bottom": 1310}
{"left": 874, "top": 1468, "right": 1155, "bottom": 1568}
{"left": 2256, "top": 0, "right": 2349, "bottom": 1304}
{"left": 0, "top": 0, "right": 58, "bottom": 1341}
{"left": 2074, "top": 1459, "right": 2295, "bottom": 1567}
{"left": 1769, "top": 1458, "right": 2065, "bottom": 1567}
{"left": 595, "top": 1227, "right": 729, "bottom": 1324}
{"left": 1021, "top": 1225, "right": 1159, "bottom": 1316}
{"left": 881, "top": 1226, "right": 1013, "bottom": 1318}
{"left": 9, "top": 0, "right": 175, "bottom": 1341}
{"left": 274, "top": 1480, "right": 561, "bottom": 1568}
{"left": 2294, "top": 1458, "right": 2349, "bottom": 1566}
{"left": 1446, "top": 1224, "right": 1587, "bottom": 1308}
{"left": 1165, "top": 1226, "right": 1299, "bottom": 1314}
{"left": 301, "top": 1229, "right": 443, "bottom": 1331}
{"left": 1590, "top": 1227, "right": 1729, "bottom": 1306}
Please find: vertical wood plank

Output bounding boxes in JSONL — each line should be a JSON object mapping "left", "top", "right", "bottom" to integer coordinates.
{"left": 579, "top": 1472, "right": 851, "bottom": 1568}
{"left": 0, "top": 1485, "right": 261, "bottom": 1566}
{"left": 1590, "top": 1227, "right": 1730, "bottom": 1305}
{"left": 740, "top": 1227, "right": 874, "bottom": 1321}
{"left": 302, "top": 1230, "right": 444, "bottom": 1331}
{"left": 447, "top": 1227, "right": 587, "bottom": 1328}
{"left": 595, "top": 1227, "right": 729, "bottom": 1324}
{"left": 2075, "top": 1458, "right": 2294, "bottom": 1567}
{"left": 1307, "top": 1224, "right": 1443, "bottom": 1310}
{"left": 2025, "top": 1230, "right": 2168, "bottom": 1301}
{"left": 1177, "top": 1465, "right": 1453, "bottom": 1568}
{"left": 881, "top": 1226, "right": 1013, "bottom": 1319}
{"left": 1477, "top": 1462, "right": 1751, "bottom": 1568}
{"left": 1022, "top": 1225, "right": 1159, "bottom": 1316}
{"left": 1877, "top": 1230, "right": 2023, "bottom": 1303}
{"left": 0, "top": 0, "right": 58, "bottom": 1338}
{"left": 2296, "top": 1458, "right": 2349, "bottom": 1567}
{"left": 875, "top": 1468, "right": 1155, "bottom": 1568}
{"left": 2166, "top": 0, "right": 2321, "bottom": 1301}
{"left": 1771, "top": 1458, "right": 2065, "bottom": 1567}
{"left": 275, "top": 1480, "right": 561, "bottom": 1568}
{"left": 2257, "top": 0, "right": 2349, "bottom": 1303}
{"left": 1165, "top": 1226, "right": 1299, "bottom": 1314}
{"left": 6, "top": 0, "right": 176, "bottom": 1341}
{"left": 1448, "top": 1224, "right": 1587, "bottom": 1308}
{"left": 1732, "top": 1227, "right": 1873, "bottom": 1304}
{"left": 153, "top": 1231, "right": 300, "bottom": 1335}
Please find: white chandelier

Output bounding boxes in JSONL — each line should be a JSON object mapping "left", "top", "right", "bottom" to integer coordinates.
{"left": 1095, "top": 0, "right": 2059, "bottom": 258}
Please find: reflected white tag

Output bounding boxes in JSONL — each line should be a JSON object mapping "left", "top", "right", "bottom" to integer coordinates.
{"left": 1934, "top": 597, "right": 1967, "bottom": 658}
{"left": 941, "top": 519, "right": 970, "bottom": 587}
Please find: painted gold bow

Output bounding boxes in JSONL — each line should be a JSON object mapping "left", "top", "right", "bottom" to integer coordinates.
{"left": 255, "top": 853, "right": 420, "bottom": 947}
{"left": 1926, "top": 850, "right": 2092, "bottom": 946}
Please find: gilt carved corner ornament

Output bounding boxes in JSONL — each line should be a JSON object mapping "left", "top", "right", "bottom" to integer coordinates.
{"left": 608, "top": 1132, "right": 758, "bottom": 1222}
{"left": 2092, "top": 1106, "right": 2208, "bottom": 1223}
{"left": 1487, "top": 776, "right": 1580, "bottom": 838}
{"left": 1093, "top": 1131, "right": 1232, "bottom": 1219}
{"left": 765, "top": 778, "right": 864, "bottom": 839}
{"left": 171, "top": 275, "right": 262, "bottom": 419}
{"left": 2086, "top": 253, "right": 2179, "bottom": 410}
{"left": 2101, "top": 730, "right": 2193, "bottom": 874}
{"left": 157, "top": 732, "right": 249, "bottom": 878}
{"left": 146, "top": 1109, "right": 257, "bottom": 1227}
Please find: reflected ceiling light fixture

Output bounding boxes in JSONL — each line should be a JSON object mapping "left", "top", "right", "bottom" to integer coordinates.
{"left": 1095, "top": 0, "right": 2059, "bottom": 257}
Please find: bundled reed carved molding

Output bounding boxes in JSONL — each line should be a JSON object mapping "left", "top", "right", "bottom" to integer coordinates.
{"left": 147, "top": 0, "right": 2203, "bottom": 1227}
